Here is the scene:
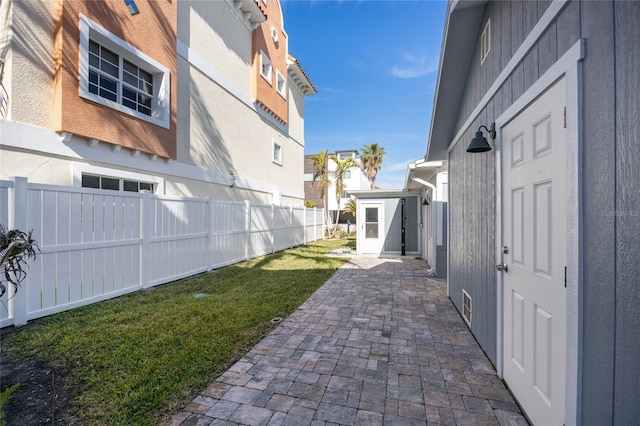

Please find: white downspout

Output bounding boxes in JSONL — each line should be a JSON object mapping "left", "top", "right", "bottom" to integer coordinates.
{"left": 409, "top": 171, "right": 437, "bottom": 276}
{"left": 409, "top": 172, "right": 437, "bottom": 201}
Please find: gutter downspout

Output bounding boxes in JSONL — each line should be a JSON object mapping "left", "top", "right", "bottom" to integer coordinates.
{"left": 409, "top": 171, "right": 437, "bottom": 276}
{"left": 409, "top": 172, "right": 437, "bottom": 201}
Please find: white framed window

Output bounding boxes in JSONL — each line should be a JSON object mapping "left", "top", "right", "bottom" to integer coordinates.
{"left": 73, "top": 164, "right": 164, "bottom": 193}
{"left": 276, "top": 70, "right": 286, "bottom": 98}
{"left": 303, "top": 172, "right": 314, "bottom": 181}
{"left": 79, "top": 14, "right": 171, "bottom": 129}
{"left": 343, "top": 170, "right": 351, "bottom": 179}
{"left": 481, "top": 19, "right": 491, "bottom": 64}
{"left": 260, "top": 50, "right": 272, "bottom": 85}
{"left": 272, "top": 141, "right": 282, "bottom": 165}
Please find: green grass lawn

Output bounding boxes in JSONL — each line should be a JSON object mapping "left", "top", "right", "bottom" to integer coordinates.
{"left": 1, "top": 239, "right": 349, "bottom": 425}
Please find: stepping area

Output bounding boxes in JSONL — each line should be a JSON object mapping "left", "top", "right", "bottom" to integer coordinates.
{"left": 168, "top": 256, "right": 528, "bottom": 426}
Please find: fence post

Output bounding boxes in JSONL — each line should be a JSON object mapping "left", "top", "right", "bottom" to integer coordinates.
{"left": 244, "top": 200, "right": 250, "bottom": 260}
{"left": 8, "top": 177, "right": 28, "bottom": 326}
{"left": 140, "top": 190, "right": 153, "bottom": 288}
{"left": 207, "top": 198, "right": 213, "bottom": 271}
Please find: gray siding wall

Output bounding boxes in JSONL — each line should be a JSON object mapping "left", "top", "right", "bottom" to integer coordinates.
{"left": 448, "top": 0, "right": 575, "bottom": 366}
{"left": 446, "top": 0, "right": 640, "bottom": 422}
{"left": 581, "top": 2, "right": 640, "bottom": 424}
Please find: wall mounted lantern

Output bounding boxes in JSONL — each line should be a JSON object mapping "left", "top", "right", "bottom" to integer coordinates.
{"left": 422, "top": 198, "right": 430, "bottom": 206}
{"left": 467, "top": 123, "right": 496, "bottom": 153}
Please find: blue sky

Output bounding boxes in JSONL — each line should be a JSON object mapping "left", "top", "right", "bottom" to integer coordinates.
{"left": 282, "top": 0, "right": 447, "bottom": 188}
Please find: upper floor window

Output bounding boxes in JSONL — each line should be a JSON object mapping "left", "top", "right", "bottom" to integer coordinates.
{"left": 79, "top": 15, "right": 170, "bottom": 128}
{"left": 303, "top": 172, "right": 314, "bottom": 181}
{"left": 260, "top": 51, "right": 272, "bottom": 85}
{"left": 481, "top": 19, "right": 491, "bottom": 64}
{"left": 276, "top": 70, "right": 286, "bottom": 98}
{"left": 272, "top": 141, "right": 282, "bottom": 165}
{"left": 88, "top": 40, "right": 154, "bottom": 116}
{"left": 343, "top": 170, "right": 351, "bottom": 179}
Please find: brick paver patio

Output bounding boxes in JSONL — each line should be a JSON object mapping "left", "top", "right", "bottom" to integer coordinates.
{"left": 167, "top": 256, "right": 528, "bottom": 426}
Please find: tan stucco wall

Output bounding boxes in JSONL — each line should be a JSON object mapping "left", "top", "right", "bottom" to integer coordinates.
{"left": 253, "top": 0, "right": 287, "bottom": 123}
{"left": 5, "top": 0, "right": 55, "bottom": 127}
{"left": 178, "top": 57, "right": 303, "bottom": 198}
{"left": 178, "top": 1, "right": 252, "bottom": 95}
{"left": 55, "top": 0, "right": 177, "bottom": 159}
{"left": 288, "top": 82, "right": 305, "bottom": 141}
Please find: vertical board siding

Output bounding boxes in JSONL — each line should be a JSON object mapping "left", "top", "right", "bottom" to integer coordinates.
{"left": 580, "top": 2, "right": 617, "bottom": 424}
{"left": 613, "top": 1, "right": 640, "bottom": 423}
{"left": 446, "top": 0, "right": 582, "bottom": 367}
{"left": 447, "top": 1, "right": 640, "bottom": 420}
{"left": 0, "top": 180, "right": 323, "bottom": 327}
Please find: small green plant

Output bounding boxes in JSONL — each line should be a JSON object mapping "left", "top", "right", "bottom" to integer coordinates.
{"left": 0, "top": 384, "right": 19, "bottom": 426}
{"left": 0, "top": 224, "right": 39, "bottom": 298}
{"left": 304, "top": 200, "right": 318, "bottom": 208}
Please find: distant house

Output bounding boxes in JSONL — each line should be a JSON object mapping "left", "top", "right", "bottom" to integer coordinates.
{"left": 0, "top": 0, "right": 315, "bottom": 206}
{"left": 304, "top": 149, "right": 369, "bottom": 225}
{"left": 425, "top": 1, "right": 640, "bottom": 425}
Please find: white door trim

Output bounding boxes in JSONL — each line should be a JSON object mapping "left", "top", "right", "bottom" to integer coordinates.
{"left": 494, "top": 39, "right": 584, "bottom": 426}
{"left": 357, "top": 201, "right": 384, "bottom": 254}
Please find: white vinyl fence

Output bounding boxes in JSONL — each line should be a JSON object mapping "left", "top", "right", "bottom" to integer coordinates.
{"left": 0, "top": 177, "right": 324, "bottom": 327}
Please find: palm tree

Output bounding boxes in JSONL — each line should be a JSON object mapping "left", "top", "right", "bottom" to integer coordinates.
{"left": 329, "top": 155, "right": 358, "bottom": 236}
{"left": 309, "top": 150, "right": 331, "bottom": 229}
{"left": 342, "top": 199, "right": 356, "bottom": 217}
{"left": 360, "top": 143, "right": 385, "bottom": 189}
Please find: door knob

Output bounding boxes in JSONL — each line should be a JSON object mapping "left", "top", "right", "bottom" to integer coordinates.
{"left": 496, "top": 264, "right": 508, "bottom": 273}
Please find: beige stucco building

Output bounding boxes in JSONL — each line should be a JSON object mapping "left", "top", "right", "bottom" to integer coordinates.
{"left": 0, "top": 0, "right": 315, "bottom": 205}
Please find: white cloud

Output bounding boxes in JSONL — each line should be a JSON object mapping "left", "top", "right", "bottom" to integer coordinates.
{"left": 391, "top": 51, "right": 439, "bottom": 79}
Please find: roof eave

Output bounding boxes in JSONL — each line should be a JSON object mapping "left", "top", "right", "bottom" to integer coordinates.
{"left": 425, "top": 1, "right": 487, "bottom": 161}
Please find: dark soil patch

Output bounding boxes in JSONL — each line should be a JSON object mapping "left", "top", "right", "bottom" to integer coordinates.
{"left": 1, "top": 331, "right": 77, "bottom": 425}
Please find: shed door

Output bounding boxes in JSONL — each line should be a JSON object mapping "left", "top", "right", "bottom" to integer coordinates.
{"left": 501, "top": 78, "right": 567, "bottom": 425}
{"left": 359, "top": 202, "right": 383, "bottom": 254}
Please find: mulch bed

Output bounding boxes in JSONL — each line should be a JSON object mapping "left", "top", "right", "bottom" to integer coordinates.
{"left": 1, "top": 328, "right": 76, "bottom": 425}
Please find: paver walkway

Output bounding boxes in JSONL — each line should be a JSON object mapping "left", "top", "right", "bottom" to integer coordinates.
{"left": 168, "top": 256, "right": 528, "bottom": 426}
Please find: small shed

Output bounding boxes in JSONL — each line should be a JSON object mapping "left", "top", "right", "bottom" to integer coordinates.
{"left": 350, "top": 189, "right": 420, "bottom": 256}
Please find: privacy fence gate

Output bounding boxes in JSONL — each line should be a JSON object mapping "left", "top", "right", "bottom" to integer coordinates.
{"left": 0, "top": 177, "right": 324, "bottom": 327}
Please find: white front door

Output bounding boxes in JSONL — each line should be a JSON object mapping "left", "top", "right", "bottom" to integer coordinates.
{"left": 359, "top": 202, "right": 383, "bottom": 254}
{"left": 501, "top": 77, "right": 567, "bottom": 425}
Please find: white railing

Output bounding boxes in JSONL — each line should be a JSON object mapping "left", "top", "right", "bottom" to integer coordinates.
{"left": 0, "top": 177, "right": 324, "bottom": 327}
